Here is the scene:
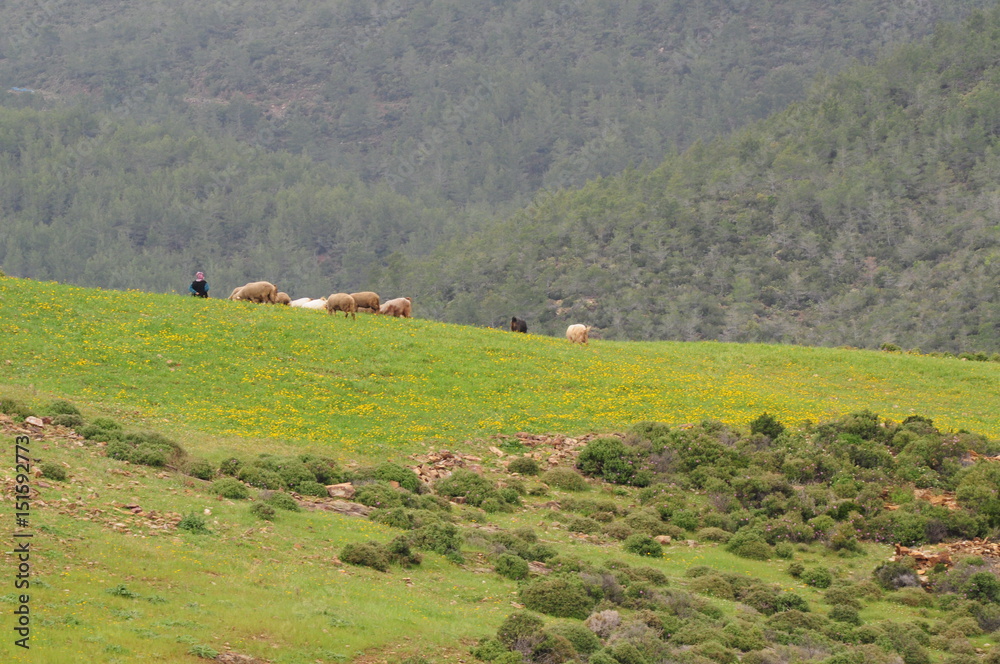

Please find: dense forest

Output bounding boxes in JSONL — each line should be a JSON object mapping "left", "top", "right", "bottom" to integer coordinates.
{"left": 0, "top": 0, "right": 989, "bottom": 208}
{"left": 400, "top": 11, "right": 1000, "bottom": 352}
{"left": 1, "top": 1, "right": 999, "bottom": 352}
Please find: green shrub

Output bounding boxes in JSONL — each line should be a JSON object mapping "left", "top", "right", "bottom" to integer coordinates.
{"left": 726, "top": 529, "right": 773, "bottom": 560}
{"left": 44, "top": 400, "right": 81, "bottom": 416}
{"left": 105, "top": 440, "right": 133, "bottom": 461}
{"left": 577, "top": 436, "right": 651, "bottom": 485}
{"left": 356, "top": 482, "right": 405, "bottom": 508}
{"left": 873, "top": 560, "right": 920, "bottom": 590}
{"left": 341, "top": 542, "right": 391, "bottom": 572}
{"left": 374, "top": 462, "right": 422, "bottom": 492}
{"left": 963, "top": 572, "right": 1000, "bottom": 603}
{"left": 184, "top": 457, "right": 215, "bottom": 481}
{"left": 212, "top": 478, "right": 249, "bottom": 500}
{"left": 219, "top": 457, "right": 244, "bottom": 476}
{"left": 249, "top": 503, "right": 276, "bottom": 521}
{"left": 296, "top": 480, "right": 329, "bottom": 497}
{"left": 698, "top": 527, "right": 732, "bottom": 543}
{"left": 508, "top": 456, "right": 541, "bottom": 475}
{"left": 408, "top": 522, "right": 463, "bottom": 558}
{"left": 387, "top": 536, "right": 422, "bottom": 568}
{"left": 0, "top": 397, "right": 32, "bottom": 418}
{"left": 603, "top": 522, "right": 634, "bottom": 540}
{"left": 52, "top": 413, "right": 84, "bottom": 428}
{"left": 40, "top": 462, "right": 67, "bottom": 481}
{"left": 264, "top": 492, "right": 300, "bottom": 511}
{"left": 690, "top": 575, "right": 736, "bottom": 600}
{"left": 496, "top": 611, "right": 545, "bottom": 648}
{"left": 774, "top": 542, "right": 795, "bottom": 559}
{"left": 80, "top": 423, "right": 123, "bottom": 442}
{"left": 300, "top": 455, "right": 341, "bottom": 484}
{"left": 750, "top": 412, "right": 785, "bottom": 440}
{"left": 543, "top": 467, "right": 590, "bottom": 491}
{"left": 435, "top": 469, "right": 498, "bottom": 506}
{"left": 622, "top": 534, "right": 662, "bottom": 558}
{"left": 177, "top": 512, "right": 210, "bottom": 534}
{"left": 237, "top": 466, "right": 283, "bottom": 490}
{"left": 801, "top": 567, "right": 833, "bottom": 589}
{"left": 520, "top": 577, "right": 597, "bottom": 619}
{"left": 494, "top": 554, "right": 529, "bottom": 580}
{"left": 548, "top": 621, "right": 601, "bottom": 656}
{"left": 277, "top": 463, "right": 315, "bottom": 490}
{"left": 829, "top": 605, "right": 861, "bottom": 625}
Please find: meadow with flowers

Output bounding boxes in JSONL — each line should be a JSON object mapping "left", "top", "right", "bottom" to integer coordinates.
{"left": 3, "top": 276, "right": 1000, "bottom": 664}
{"left": 1, "top": 276, "right": 999, "bottom": 462}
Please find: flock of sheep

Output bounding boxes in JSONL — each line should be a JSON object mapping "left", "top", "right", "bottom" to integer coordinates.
{"left": 226, "top": 281, "right": 412, "bottom": 318}
{"left": 226, "top": 281, "right": 591, "bottom": 342}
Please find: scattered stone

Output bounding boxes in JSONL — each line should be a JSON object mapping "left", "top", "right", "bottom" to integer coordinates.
{"left": 326, "top": 483, "right": 356, "bottom": 499}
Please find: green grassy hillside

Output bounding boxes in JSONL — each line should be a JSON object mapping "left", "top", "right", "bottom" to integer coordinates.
{"left": 3, "top": 277, "right": 1000, "bottom": 664}
{"left": 2, "top": 277, "right": 999, "bottom": 459}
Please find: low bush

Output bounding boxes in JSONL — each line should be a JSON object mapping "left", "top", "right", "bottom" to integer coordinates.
{"left": 435, "top": 469, "right": 498, "bottom": 506}
{"left": 622, "top": 534, "right": 662, "bottom": 558}
{"left": 356, "top": 482, "right": 406, "bottom": 508}
{"left": 543, "top": 467, "right": 590, "bottom": 492}
{"left": 177, "top": 512, "right": 210, "bottom": 534}
{"left": 44, "top": 400, "right": 81, "bottom": 416}
{"left": 219, "top": 457, "right": 244, "bottom": 476}
{"left": 508, "top": 456, "right": 541, "bottom": 475}
{"left": 496, "top": 611, "right": 545, "bottom": 648}
{"left": 603, "top": 522, "right": 635, "bottom": 540}
{"left": 801, "top": 567, "right": 833, "bottom": 589}
{"left": 237, "top": 466, "right": 283, "bottom": 490}
{"left": 212, "top": 478, "right": 249, "bottom": 500}
{"left": 520, "top": 577, "right": 597, "bottom": 619}
{"left": 249, "top": 503, "right": 276, "bottom": 521}
{"left": 494, "top": 554, "right": 529, "bottom": 580}
{"left": 264, "top": 492, "right": 300, "bottom": 511}
{"left": 373, "top": 462, "right": 422, "bottom": 493}
{"left": 548, "top": 621, "right": 601, "bottom": 656}
{"left": 698, "top": 527, "right": 732, "bottom": 543}
{"left": 184, "top": 457, "right": 215, "bottom": 481}
{"left": 52, "top": 413, "right": 84, "bottom": 428}
{"left": 40, "top": 462, "right": 67, "bottom": 481}
{"left": 726, "top": 529, "right": 773, "bottom": 560}
{"left": 296, "top": 480, "right": 329, "bottom": 497}
{"left": 341, "top": 542, "right": 391, "bottom": 572}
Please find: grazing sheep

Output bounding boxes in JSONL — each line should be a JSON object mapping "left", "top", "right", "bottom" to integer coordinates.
{"left": 228, "top": 287, "right": 244, "bottom": 301}
{"left": 350, "top": 291, "right": 380, "bottom": 313}
{"left": 300, "top": 298, "right": 328, "bottom": 310}
{"left": 326, "top": 293, "right": 357, "bottom": 319}
{"left": 510, "top": 316, "right": 528, "bottom": 333}
{"left": 378, "top": 297, "right": 412, "bottom": 318}
{"left": 275, "top": 292, "right": 291, "bottom": 305}
{"left": 289, "top": 297, "right": 312, "bottom": 308}
{"left": 566, "top": 324, "right": 591, "bottom": 344}
{"left": 237, "top": 281, "right": 278, "bottom": 304}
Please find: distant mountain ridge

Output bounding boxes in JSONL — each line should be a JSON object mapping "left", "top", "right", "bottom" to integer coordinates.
{"left": 396, "top": 10, "right": 1000, "bottom": 353}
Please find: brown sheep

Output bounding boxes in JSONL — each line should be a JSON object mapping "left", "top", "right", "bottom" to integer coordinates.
{"left": 378, "top": 297, "right": 412, "bottom": 318}
{"left": 325, "top": 293, "right": 357, "bottom": 319}
{"left": 237, "top": 281, "right": 278, "bottom": 304}
{"left": 350, "top": 291, "right": 380, "bottom": 313}
{"left": 275, "top": 292, "right": 291, "bottom": 305}
{"left": 566, "top": 324, "right": 591, "bottom": 344}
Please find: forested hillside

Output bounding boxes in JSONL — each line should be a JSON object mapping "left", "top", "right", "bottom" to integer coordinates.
{"left": 2, "top": 2, "right": 1000, "bottom": 351}
{"left": 398, "top": 11, "right": 1000, "bottom": 353}
{"left": 0, "top": 0, "right": 989, "bottom": 208}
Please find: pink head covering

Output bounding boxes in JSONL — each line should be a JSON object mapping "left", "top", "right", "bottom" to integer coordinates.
{"left": 195, "top": 271, "right": 205, "bottom": 280}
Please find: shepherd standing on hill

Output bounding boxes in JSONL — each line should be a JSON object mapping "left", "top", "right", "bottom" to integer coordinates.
{"left": 189, "top": 271, "right": 209, "bottom": 298}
